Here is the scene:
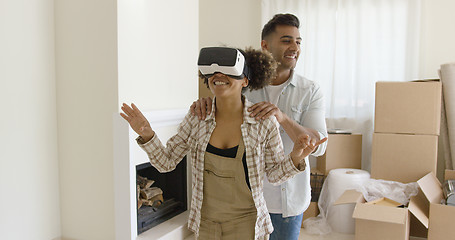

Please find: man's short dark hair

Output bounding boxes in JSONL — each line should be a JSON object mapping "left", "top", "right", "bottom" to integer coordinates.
{"left": 261, "top": 13, "right": 300, "bottom": 40}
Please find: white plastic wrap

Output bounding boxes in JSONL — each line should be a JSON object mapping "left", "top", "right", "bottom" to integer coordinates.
{"left": 324, "top": 169, "right": 370, "bottom": 234}
{"left": 357, "top": 178, "right": 419, "bottom": 205}
{"left": 302, "top": 216, "right": 332, "bottom": 235}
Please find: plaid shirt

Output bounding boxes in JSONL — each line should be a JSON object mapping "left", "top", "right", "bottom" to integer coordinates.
{"left": 137, "top": 97, "right": 305, "bottom": 239}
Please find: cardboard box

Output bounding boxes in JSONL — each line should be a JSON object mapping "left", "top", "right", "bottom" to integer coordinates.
{"left": 371, "top": 133, "right": 438, "bottom": 183}
{"left": 353, "top": 203, "right": 409, "bottom": 240}
{"left": 317, "top": 134, "right": 362, "bottom": 175}
{"left": 408, "top": 171, "right": 455, "bottom": 240}
{"left": 366, "top": 197, "right": 402, "bottom": 207}
{"left": 410, "top": 214, "right": 428, "bottom": 238}
{"left": 445, "top": 169, "right": 455, "bottom": 180}
{"left": 335, "top": 190, "right": 410, "bottom": 240}
{"left": 374, "top": 80, "right": 442, "bottom": 135}
{"left": 301, "top": 202, "right": 320, "bottom": 228}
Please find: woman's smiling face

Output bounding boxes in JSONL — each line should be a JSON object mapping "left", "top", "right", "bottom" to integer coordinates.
{"left": 208, "top": 73, "right": 248, "bottom": 98}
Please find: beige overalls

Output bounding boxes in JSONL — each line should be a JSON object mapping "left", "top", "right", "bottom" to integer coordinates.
{"left": 198, "top": 137, "right": 258, "bottom": 240}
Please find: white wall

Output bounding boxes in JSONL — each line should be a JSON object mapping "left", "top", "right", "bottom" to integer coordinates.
{"left": 55, "top": 0, "right": 118, "bottom": 239}
{"left": 199, "top": 0, "right": 262, "bottom": 49}
{"left": 420, "top": 0, "right": 455, "bottom": 79}
{"left": 55, "top": 0, "right": 198, "bottom": 239}
{"left": 0, "top": 0, "right": 61, "bottom": 239}
{"left": 198, "top": 0, "right": 262, "bottom": 98}
{"left": 118, "top": 0, "right": 199, "bottom": 110}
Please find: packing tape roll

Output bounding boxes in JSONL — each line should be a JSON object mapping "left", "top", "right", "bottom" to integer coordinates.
{"left": 324, "top": 168, "right": 370, "bottom": 234}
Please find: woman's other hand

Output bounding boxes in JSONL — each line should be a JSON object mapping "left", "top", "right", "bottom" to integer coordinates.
{"left": 120, "top": 103, "right": 155, "bottom": 142}
{"left": 290, "top": 134, "right": 327, "bottom": 169}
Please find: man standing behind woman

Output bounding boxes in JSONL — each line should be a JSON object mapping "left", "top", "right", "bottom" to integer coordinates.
{"left": 192, "top": 14, "right": 328, "bottom": 240}
{"left": 121, "top": 47, "right": 326, "bottom": 239}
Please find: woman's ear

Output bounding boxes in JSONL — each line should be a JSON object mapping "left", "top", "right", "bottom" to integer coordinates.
{"left": 243, "top": 77, "right": 249, "bottom": 87}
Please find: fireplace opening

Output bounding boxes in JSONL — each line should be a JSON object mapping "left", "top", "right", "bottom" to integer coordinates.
{"left": 136, "top": 157, "right": 187, "bottom": 235}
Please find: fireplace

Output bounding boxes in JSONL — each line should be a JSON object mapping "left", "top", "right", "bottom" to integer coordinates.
{"left": 114, "top": 108, "right": 192, "bottom": 240}
{"left": 136, "top": 158, "right": 187, "bottom": 234}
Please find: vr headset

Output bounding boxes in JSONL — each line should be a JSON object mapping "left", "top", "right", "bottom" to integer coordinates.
{"left": 198, "top": 47, "right": 250, "bottom": 80}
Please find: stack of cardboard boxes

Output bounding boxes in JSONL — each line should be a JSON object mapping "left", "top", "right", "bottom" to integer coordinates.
{"left": 370, "top": 80, "right": 442, "bottom": 239}
{"left": 371, "top": 80, "right": 442, "bottom": 183}
{"left": 334, "top": 80, "right": 451, "bottom": 240}
{"left": 302, "top": 80, "right": 454, "bottom": 239}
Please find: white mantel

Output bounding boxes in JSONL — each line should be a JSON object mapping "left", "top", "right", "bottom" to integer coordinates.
{"left": 113, "top": 109, "right": 192, "bottom": 240}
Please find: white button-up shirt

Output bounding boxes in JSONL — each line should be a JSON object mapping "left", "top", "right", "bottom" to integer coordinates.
{"left": 243, "top": 72, "right": 328, "bottom": 217}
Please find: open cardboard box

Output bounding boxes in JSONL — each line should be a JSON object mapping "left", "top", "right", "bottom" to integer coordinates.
{"left": 334, "top": 190, "right": 410, "bottom": 240}
{"left": 408, "top": 170, "right": 455, "bottom": 240}
{"left": 333, "top": 171, "right": 455, "bottom": 240}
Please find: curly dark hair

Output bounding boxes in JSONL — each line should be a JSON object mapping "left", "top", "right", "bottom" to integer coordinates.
{"left": 200, "top": 47, "right": 277, "bottom": 91}
{"left": 261, "top": 13, "right": 300, "bottom": 40}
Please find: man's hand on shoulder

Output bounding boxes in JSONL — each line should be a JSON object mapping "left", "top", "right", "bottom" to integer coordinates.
{"left": 190, "top": 97, "right": 212, "bottom": 120}
{"left": 247, "top": 101, "right": 285, "bottom": 122}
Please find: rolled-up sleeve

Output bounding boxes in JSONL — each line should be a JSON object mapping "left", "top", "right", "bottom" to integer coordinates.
{"left": 301, "top": 84, "right": 328, "bottom": 157}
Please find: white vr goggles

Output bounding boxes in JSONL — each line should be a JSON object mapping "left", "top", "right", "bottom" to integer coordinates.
{"left": 198, "top": 47, "right": 250, "bottom": 80}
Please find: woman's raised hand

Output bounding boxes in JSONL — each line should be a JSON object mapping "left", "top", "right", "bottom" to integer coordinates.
{"left": 120, "top": 103, "right": 155, "bottom": 142}
{"left": 290, "top": 134, "right": 327, "bottom": 169}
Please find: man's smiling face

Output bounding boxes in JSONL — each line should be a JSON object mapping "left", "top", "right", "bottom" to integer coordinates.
{"left": 262, "top": 25, "right": 301, "bottom": 71}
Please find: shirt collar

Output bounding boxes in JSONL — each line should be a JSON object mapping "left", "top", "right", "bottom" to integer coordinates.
{"left": 272, "top": 70, "right": 296, "bottom": 89}
{"left": 288, "top": 70, "right": 298, "bottom": 87}
{"left": 243, "top": 97, "right": 258, "bottom": 124}
{"left": 204, "top": 96, "right": 259, "bottom": 125}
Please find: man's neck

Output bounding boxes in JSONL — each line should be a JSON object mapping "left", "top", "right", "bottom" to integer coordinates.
{"left": 271, "top": 68, "right": 292, "bottom": 86}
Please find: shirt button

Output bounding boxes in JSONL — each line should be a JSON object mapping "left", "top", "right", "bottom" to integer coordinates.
{"left": 282, "top": 188, "right": 285, "bottom": 191}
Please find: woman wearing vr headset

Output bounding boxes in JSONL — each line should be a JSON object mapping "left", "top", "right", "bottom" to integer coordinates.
{"left": 120, "top": 47, "right": 326, "bottom": 240}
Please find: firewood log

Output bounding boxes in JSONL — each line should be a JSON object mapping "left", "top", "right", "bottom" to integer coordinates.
{"left": 143, "top": 194, "right": 164, "bottom": 207}
{"left": 140, "top": 187, "right": 163, "bottom": 200}
{"left": 137, "top": 175, "right": 155, "bottom": 189}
